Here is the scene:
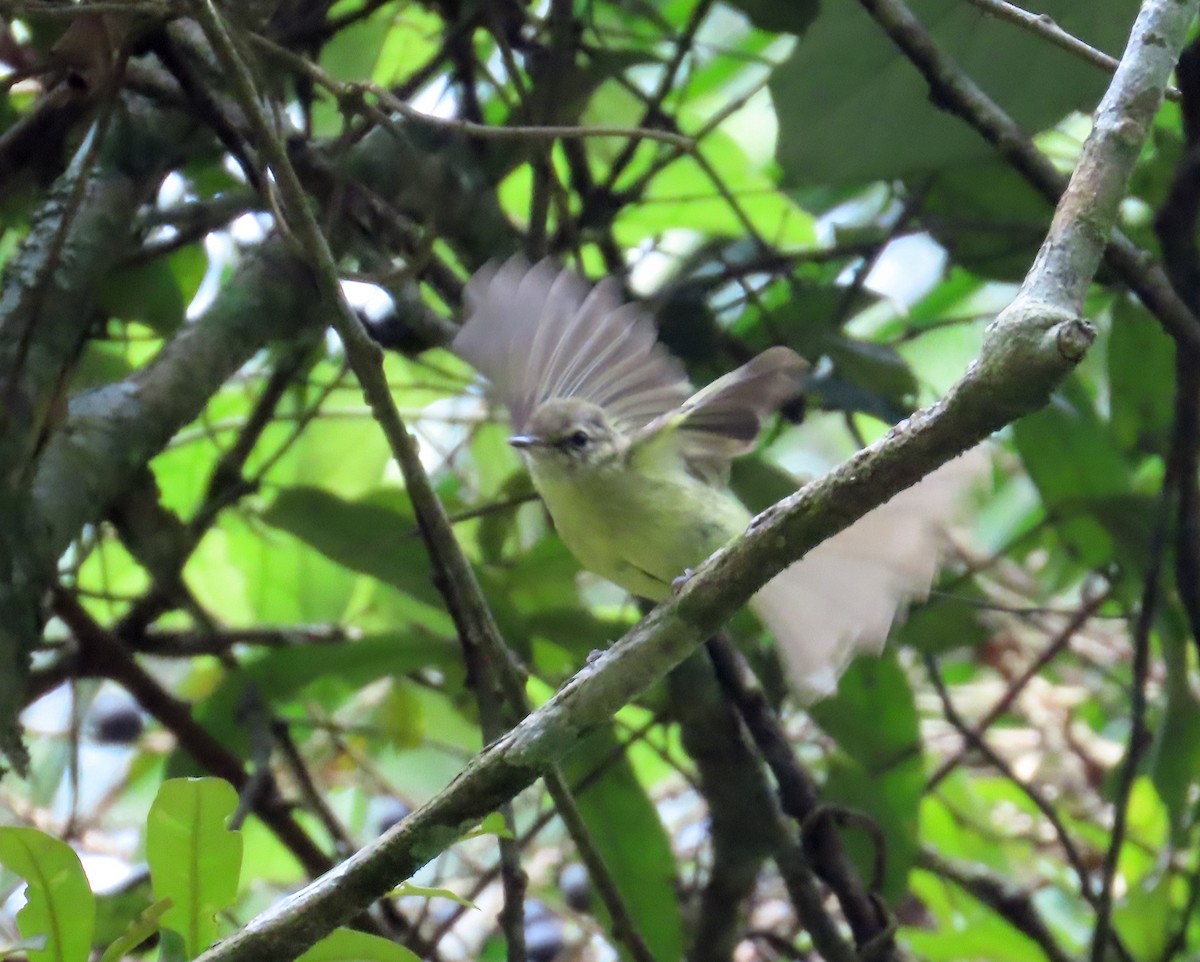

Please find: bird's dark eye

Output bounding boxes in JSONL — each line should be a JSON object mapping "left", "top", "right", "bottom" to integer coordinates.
{"left": 568, "top": 430, "right": 590, "bottom": 448}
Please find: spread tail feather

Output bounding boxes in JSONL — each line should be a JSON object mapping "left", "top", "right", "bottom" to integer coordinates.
{"left": 750, "top": 451, "right": 987, "bottom": 703}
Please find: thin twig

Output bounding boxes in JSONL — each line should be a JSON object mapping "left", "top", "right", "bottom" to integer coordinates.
{"left": 965, "top": 0, "right": 1180, "bottom": 101}
{"left": 706, "top": 637, "right": 897, "bottom": 954}
{"left": 247, "top": 33, "right": 693, "bottom": 149}
{"left": 52, "top": 591, "right": 338, "bottom": 880}
{"left": 923, "top": 654, "right": 1099, "bottom": 907}
{"left": 926, "top": 587, "right": 1112, "bottom": 790}
{"left": 917, "top": 848, "right": 1075, "bottom": 962}
{"left": 1088, "top": 488, "right": 1167, "bottom": 962}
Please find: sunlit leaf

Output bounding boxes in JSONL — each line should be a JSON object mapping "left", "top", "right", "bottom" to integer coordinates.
{"left": 297, "top": 928, "right": 421, "bottom": 962}
{"left": 0, "top": 827, "right": 95, "bottom": 962}
{"left": 147, "top": 778, "right": 243, "bottom": 959}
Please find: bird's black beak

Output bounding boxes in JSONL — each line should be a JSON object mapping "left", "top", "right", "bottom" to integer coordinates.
{"left": 508, "top": 435, "right": 544, "bottom": 449}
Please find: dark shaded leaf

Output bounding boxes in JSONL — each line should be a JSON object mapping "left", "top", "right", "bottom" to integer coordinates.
{"left": 773, "top": 0, "right": 1136, "bottom": 185}
{"left": 723, "top": 0, "right": 819, "bottom": 35}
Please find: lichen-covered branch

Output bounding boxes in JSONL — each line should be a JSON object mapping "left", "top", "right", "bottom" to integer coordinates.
{"left": 0, "top": 97, "right": 187, "bottom": 770}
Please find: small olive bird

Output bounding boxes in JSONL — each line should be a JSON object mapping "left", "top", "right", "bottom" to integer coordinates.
{"left": 454, "top": 256, "right": 960, "bottom": 701}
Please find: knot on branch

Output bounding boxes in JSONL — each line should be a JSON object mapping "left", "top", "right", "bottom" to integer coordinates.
{"left": 1055, "top": 316, "right": 1096, "bottom": 362}
{"left": 982, "top": 299, "right": 1093, "bottom": 373}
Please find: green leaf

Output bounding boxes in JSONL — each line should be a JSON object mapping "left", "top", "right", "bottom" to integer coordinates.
{"left": 618, "top": 130, "right": 816, "bottom": 249}
{"left": 563, "top": 728, "right": 684, "bottom": 962}
{"left": 1013, "top": 379, "right": 1143, "bottom": 570}
{"left": 297, "top": 928, "right": 421, "bottom": 962}
{"left": 260, "top": 487, "right": 439, "bottom": 606}
{"left": 462, "top": 811, "right": 515, "bottom": 841}
{"left": 1113, "top": 873, "right": 1172, "bottom": 961}
{"left": 97, "top": 898, "right": 172, "bottom": 962}
{"left": 821, "top": 752, "right": 923, "bottom": 901}
{"left": 773, "top": 0, "right": 1135, "bottom": 185}
{"left": 1109, "top": 296, "right": 1175, "bottom": 451}
{"left": 69, "top": 340, "right": 137, "bottom": 391}
{"left": 0, "top": 827, "right": 95, "bottom": 962}
{"left": 147, "top": 778, "right": 243, "bottom": 959}
{"left": 1150, "top": 627, "right": 1200, "bottom": 839}
{"left": 907, "top": 870, "right": 1058, "bottom": 962}
{"left": 895, "top": 585, "right": 991, "bottom": 655}
{"left": 255, "top": 416, "right": 392, "bottom": 501}
{"left": 822, "top": 335, "right": 918, "bottom": 415}
{"left": 387, "top": 883, "right": 477, "bottom": 908}
{"left": 810, "top": 651, "right": 920, "bottom": 768}
{"left": 1015, "top": 386, "right": 1131, "bottom": 499}
{"left": 211, "top": 513, "right": 358, "bottom": 625}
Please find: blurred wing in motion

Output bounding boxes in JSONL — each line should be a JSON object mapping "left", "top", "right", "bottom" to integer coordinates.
{"left": 751, "top": 450, "right": 988, "bottom": 702}
{"left": 453, "top": 256, "right": 692, "bottom": 435}
{"left": 642, "top": 346, "right": 807, "bottom": 482}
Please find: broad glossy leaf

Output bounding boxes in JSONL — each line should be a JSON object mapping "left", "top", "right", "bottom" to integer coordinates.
{"left": 1113, "top": 873, "right": 1172, "bottom": 962}
{"left": 208, "top": 514, "right": 358, "bottom": 625}
{"left": 256, "top": 417, "right": 392, "bottom": 500}
{"left": 0, "top": 827, "right": 95, "bottom": 962}
{"left": 822, "top": 335, "right": 918, "bottom": 416}
{"left": 774, "top": 0, "right": 1136, "bottom": 185}
{"left": 810, "top": 651, "right": 920, "bottom": 768}
{"left": 895, "top": 585, "right": 991, "bottom": 655}
{"left": 373, "top": 7, "right": 442, "bottom": 88}
{"left": 907, "top": 869, "right": 1058, "bottom": 962}
{"left": 822, "top": 752, "right": 922, "bottom": 901}
{"left": 313, "top": 4, "right": 396, "bottom": 133}
{"left": 1013, "top": 380, "right": 1147, "bottom": 572}
{"left": 1150, "top": 628, "right": 1200, "bottom": 839}
{"left": 147, "top": 778, "right": 243, "bottom": 959}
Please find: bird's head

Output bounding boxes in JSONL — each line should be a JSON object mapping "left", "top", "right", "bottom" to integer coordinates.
{"left": 508, "top": 398, "right": 622, "bottom": 475}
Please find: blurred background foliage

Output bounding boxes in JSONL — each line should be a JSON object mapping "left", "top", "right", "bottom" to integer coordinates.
{"left": 0, "top": 0, "right": 1197, "bottom": 960}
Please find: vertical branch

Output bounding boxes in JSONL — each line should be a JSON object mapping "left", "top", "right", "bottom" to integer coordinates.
{"left": 1153, "top": 37, "right": 1200, "bottom": 656}
{"left": 1088, "top": 492, "right": 1168, "bottom": 962}
{"left": 706, "top": 637, "right": 899, "bottom": 954}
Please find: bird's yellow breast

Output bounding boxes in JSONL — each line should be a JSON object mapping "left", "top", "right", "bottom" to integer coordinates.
{"left": 527, "top": 456, "right": 751, "bottom": 602}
